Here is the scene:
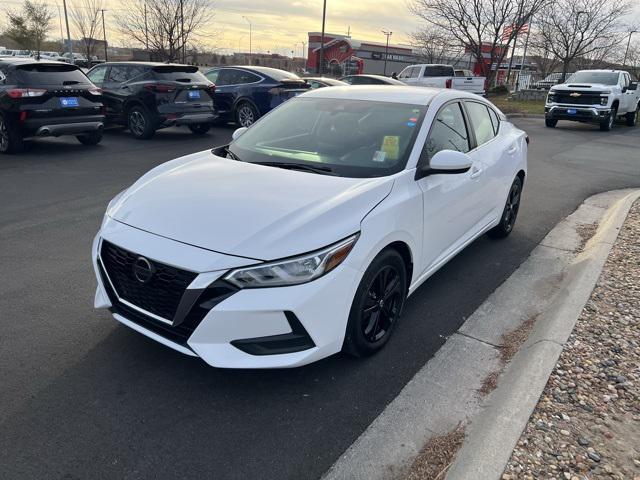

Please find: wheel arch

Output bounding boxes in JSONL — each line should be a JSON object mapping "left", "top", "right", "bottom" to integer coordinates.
{"left": 611, "top": 99, "right": 620, "bottom": 111}
{"left": 383, "top": 241, "right": 414, "bottom": 288}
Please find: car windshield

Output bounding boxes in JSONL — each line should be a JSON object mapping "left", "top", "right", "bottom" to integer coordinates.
{"left": 566, "top": 72, "right": 619, "bottom": 85}
{"left": 228, "top": 97, "right": 427, "bottom": 178}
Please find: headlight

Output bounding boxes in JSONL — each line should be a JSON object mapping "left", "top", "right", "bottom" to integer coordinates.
{"left": 547, "top": 93, "right": 556, "bottom": 103}
{"left": 600, "top": 96, "right": 608, "bottom": 106}
{"left": 224, "top": 234, "right": 359, "bottom": 288}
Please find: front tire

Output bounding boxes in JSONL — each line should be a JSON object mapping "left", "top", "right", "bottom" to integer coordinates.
{"left": 343, "top": 249, "right": 407, "bottom": 357}
{"left": 127, "top": 106, "right": 155, "bottom": 139}
{"left": 76, "top": 130, "right": 103, "bottom": 145}
{"left": 188, "top": 123, "right": 211, "bottom": 134}
{"left": 235, "top": 101, "right": 259, "bottom": 128}
{"left": 600, "top": 106, "right": 617, "bottom": 131}
{"left": 545, "top": 118, "right": 557, "bottom": 128}
{"left": 626, "top": 105, "right": 639, "bottom": 127}
{"left": 0, "top": 114, "right": 25, "bottom": 154}
{"left": 488, "top": 176, "right": 523, "bottom": 239}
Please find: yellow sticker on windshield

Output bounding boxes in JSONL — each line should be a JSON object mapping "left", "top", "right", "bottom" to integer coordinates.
{"left": 381, "top": 136, "right": 400, "bottom": 160}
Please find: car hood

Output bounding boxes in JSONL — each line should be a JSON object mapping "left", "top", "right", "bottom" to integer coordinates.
{"left": 108, "top": 151, "right": 394, "bottom": 261}
{"left": 551, "top": 83, "right": 614, "bottom": 92}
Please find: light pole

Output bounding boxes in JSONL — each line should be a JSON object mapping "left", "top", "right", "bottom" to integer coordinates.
{"left": 100, "top": 9, "right": 108, "bottom": 61}
{"left": 242, "top": 16, "right": 252, "bottom": 64}
{"left": 382, "top": 29, "right": 392, "bottom": 76}
{"left": 623, "top": 30, "right": 637, "bottom": 68}
{"left": 319, "top": 0, "right": 327, "bottom": 74}
{"left": 62, "top": 0, "right": 73, "bottom": 64}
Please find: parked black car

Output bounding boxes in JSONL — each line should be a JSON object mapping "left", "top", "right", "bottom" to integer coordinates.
{"left": 203, "top": 66, "right": 309, "bottom": 127}
{"left": 86, "top": 62, "right": 216, "bottom": 139}
{"left": 0, "top": 58, "right": 105, "bottom": 154}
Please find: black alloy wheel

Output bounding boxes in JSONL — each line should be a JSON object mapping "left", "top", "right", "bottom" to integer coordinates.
{"left": 128, "top": 106, "right": 155, "bottom": 139}
{"left": 0, "top": 114, "right": 24, "bottom": 154}
{"left": 236, "top": 102, "right": 258, "bottom": 128}
{"left": 343, "top": 249, "right": 407, "bottom": 357}
{"left": 488, "top": 176, "right": 522, "bottom": 239}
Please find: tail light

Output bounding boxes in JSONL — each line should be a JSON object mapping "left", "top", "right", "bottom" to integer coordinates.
{"left": 445, "top": 79, "right": 452, "bottom": 89}
{"left": 144, "top": 83, "right": 176, "bottom": 93}
{"left": 268, "top": 87, "right": 284, "bottom": 95}
{"left": 19, "top": 111, "right": 28, "bottom": 123}
{"left": 87, "top": 86, "right": 102, "bottom": 96}
{"left": 7, "top": 88, "right": 47, "bottom": 99}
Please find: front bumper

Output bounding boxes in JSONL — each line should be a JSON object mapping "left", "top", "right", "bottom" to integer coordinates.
{"left": 92, "top": 218, "right": 361, "bottom": 368}
{"left": 545, "top": 105, "right": 610, "bottom": 123}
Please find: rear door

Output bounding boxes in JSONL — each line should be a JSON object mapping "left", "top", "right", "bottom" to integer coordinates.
{"left": 206, "top": 68, "right": 242, "bottom": 116}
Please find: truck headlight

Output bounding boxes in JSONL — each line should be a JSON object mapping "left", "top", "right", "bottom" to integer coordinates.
{"left": 600, "top": 96, "right": 608, "bottom": 106}
{"left": 547, "top": 93, "right": 556, "bottom": 103}
{"left": 224, "top": 234, "right": 359, "bottom": 288}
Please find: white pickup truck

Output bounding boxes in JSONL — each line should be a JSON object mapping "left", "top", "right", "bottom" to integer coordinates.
{"left": 397, "top": 64, "right": 486, "bottom": 95}
{"left": 545, "top": 70, "right": 640, "bottom": 131}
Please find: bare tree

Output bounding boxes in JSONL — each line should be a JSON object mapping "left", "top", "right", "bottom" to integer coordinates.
{"left": 69, "top": 0, "right": 104, "bottom": 59}
{"left": 408, "top": 0, "right": 548, "bottom": 86}
{"left": 536, "top": 0, "right": 631, "bottom": 81}
{"left": 114, "top": 0, "right": 215, "bottom": 63}
{"left": 4, "top": 0, "right": 54, "bottom": 57}
{"left": 409, "top": 27, "right": 465, "bottom": 65}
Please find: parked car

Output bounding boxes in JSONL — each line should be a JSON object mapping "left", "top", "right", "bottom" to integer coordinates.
{"left": 92, "top": 86, "right": 528, "bottom": 368}
{"left": 12, "top": 50, "right": 32, "bottom": 58}
{"left": 304, "top": 77, "right": 349, "bottom": 89}
{"left": 398, "top": 64, "right": 486, "bottom": 95}
{"left": 545, "top": 69, "right": 640, "bottom": 131}
{"left": 532, "top": 72, "right": 564, "bottom": 90}
{"left": 204, "top": 66, "right": 309, "bottom": 127}
{"left": 339, "top": 74, "right": 406, "bottom": 85}
{"left": 86, "top": 62, "right": 216, "bottom": 139}
{"left": 61, "top": 53, "right": 89, "bottom": 68}
{"left": 89, "top": 56, "right": 105, "bottom": 67}
{"left": 0, "top": 58, "right": 105, "bottom": 154}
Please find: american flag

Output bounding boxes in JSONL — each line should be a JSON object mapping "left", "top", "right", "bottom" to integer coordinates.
{"left": 502, "top": 23, "right": 529, "bottom": 42}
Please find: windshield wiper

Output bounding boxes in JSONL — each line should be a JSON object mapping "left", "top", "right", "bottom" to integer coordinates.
{"left": 224, "top": 147, "right": 242, "bottom": 161}
{"left": 255, "top": 161, "right": 337, "bottom": 175}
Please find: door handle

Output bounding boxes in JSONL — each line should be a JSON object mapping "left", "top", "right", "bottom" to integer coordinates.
{"left": 470, "top": 166, "right": 483, "bottom": 179}
{"left": 507, "top": 144, "right": 517, "bottom": 154}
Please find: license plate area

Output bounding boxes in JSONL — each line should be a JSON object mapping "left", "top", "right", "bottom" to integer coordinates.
{"left": 59, "top": 97, "right": 79, "bottom": 107}
{"left": 188, "top": 91, "right": 201, "bottom": 100}
{"left": 567, "top": 108, "right": 577, "bottom": 115}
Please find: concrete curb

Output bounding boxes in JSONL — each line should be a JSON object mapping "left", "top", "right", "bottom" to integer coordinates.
{"left": 505, "top": 113, "right": 545, "bottom": 119}
{"left": 321, "top": 189, "right": 640, "bottom": 480}
{"left": 446, "top": 188, "right": 640, "bottom": 480}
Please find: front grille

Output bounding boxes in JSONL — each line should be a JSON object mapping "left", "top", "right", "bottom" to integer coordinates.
{"left": 554, "top": 91, "right": 604, "bottom": 105}
{"left": 100, "top": 240, "right": 197, "bottom": 321}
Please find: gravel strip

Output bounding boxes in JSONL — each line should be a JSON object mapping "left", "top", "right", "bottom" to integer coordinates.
{"left": 503, "top": 201, "right": 640, "bottom": 480}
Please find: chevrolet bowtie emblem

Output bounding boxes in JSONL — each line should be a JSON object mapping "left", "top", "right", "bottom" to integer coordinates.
{"left": 569, "top": 92, "right": 581, "bottom": 97}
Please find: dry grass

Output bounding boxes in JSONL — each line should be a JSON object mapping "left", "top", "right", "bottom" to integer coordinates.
{"left": 490, "top": 95, "right": 545, "bottom": 115}
{"left": 405, "top": 424, "right": 466, "bottom": 480}
{"left": 576, "top": 222, "right": 599, "bottom": 252}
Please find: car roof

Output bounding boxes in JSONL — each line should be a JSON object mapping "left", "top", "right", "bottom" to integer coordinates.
{"left": 298, "top": 85, "right": 484, "bottom": 105}
{"left": 95, "top": 61, "right": 192, "bottom": 68}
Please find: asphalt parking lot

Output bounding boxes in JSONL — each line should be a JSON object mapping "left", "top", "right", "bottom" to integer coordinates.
{"left": 1, "top": 120, "right": 639, "bottom": 479}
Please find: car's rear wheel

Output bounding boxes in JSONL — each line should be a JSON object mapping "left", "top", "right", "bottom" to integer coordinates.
{"left": 76, "top": 130, "right": 103, "bottom": 145}
{"left": 0, "top": 114, "right": 24, "bottom": 154}
{"left": 128, "top": 106, "right": 155, "bottom": 139}
{"left": 235, "top": 102, "right": 258, "bottom": 128}
{"left": 188, "top": 123, "right": 211, "bottom": 134}
{"left": 488, "top": 176, "right": 522, "bottom": 239}
{"left": 343, "top": 249, "right": 407, "bottom": 357}
{"left": 600, "top": 106, "right": 617, "bottom": 131}
{"left": 545, "top": 119, "right": 557, "bottom": 128}
{"left": 625, "top": 104, "right": 639, "bottom": 127}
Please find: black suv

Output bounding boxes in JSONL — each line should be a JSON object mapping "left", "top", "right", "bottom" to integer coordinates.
{"left": 0, "top": 58, "right": 105, "bottom": 154}
{"left": 86, "top": 62, "right": 216, "bottom": 139}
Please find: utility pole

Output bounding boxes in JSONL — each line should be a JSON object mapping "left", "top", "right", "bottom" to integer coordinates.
{"left": 62, "top": 0, "right": 73, "bottom": 64}
{"left": 319, "top": 0, "right": 326, "bottom": 74}
{"left": 623, "top": 30, "right": 637, "bottom": 68}
{"left": 243, "top": 16, "right": 252, "bottom": 64}
{"left": 382, "top": 29, "right": 392, "bottom": 76}
{"left": 144, "top": 3, "right": 150, "bottom": 60}
{"left": 180, "top": 0, "right": 185, "bottom": 63}
{"left": 57, "top": 4, "right": 64, "bottom": 46}
{"left": 100, "top": 9, "right": 108, "bottom": 61}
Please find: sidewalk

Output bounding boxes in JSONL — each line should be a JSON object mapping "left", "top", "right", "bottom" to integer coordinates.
{"left": 503, "top": 201, "right": 640, "bottom": 480}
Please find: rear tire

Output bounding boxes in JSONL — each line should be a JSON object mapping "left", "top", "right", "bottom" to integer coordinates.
{"left": 626, "top": 105, "right": 639, "bottom": 127}
{"left": 545, "top": 119, "right": 557, "bottom": 128}
{"left": 488, "top": 176, "right": 523, "bottom": 239}
{"left": 188, "top": 124, "right": 211, "bottom": 134}
{"left": 342, "top": 249, "right": 407, "bottom": 357}
{"left": 76, "top": 130, "right": 103, "bottom": 145}
{"left": 600, "top": 106, "right": 616, "bottom": 131}
{"left": 127, "top": 106, "right": 155, "bottom": 139}
{"left": 0, "top": 114, "right": 25, "bottom": 154}
{"left": 235, "top": 101, "right": 259, "bottom": 128}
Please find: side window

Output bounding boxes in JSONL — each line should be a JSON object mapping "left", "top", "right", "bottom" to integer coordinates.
{"left": 126, "top": 65, "right": 148, "bottom": 81}
{"left": 465, "top": 102, "right": 496, "bottom": 146}
{"left": 424, "top": 102, "right": 470, "bottom": 160}
{"left": 87, "top": 65, "right": 107, "bottom": 84}
{"left": 237, "top": 71, "right": 261, "bottom": 84}
{"left": 487, "top": 107, "right": 500, "bottom": 135}
{"left": 623, "top": 73, "right": 630, "bottom": 88}
{"left": 107, "top": 65, "right": 129, "bottom": 83}
{"left": 307, "top": 80, "right": 321, "bottom": 89}
{"left": 398, "top": 67, "right": 410, "bottom": 79}
{"left": 215, "top": 69, "right": 236, "bottom": 86}
{"left": 205, "top": 69, "right": 219, "bottom": 83}
{"left": 411, "top": 67, "right": 421, "bottom": 78}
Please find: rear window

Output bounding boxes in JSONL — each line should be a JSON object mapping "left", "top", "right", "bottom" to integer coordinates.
{"left": 250, "top": 67, "right": 301, "bottom": 81}
{"left": 15, "top": 64, "right": 91, "bottom": 85}
{"left": 424, "top": 66, "right": 454, "bottom": 77}
{"left": 152, "top": 65, "right": 208, "bottom": 83}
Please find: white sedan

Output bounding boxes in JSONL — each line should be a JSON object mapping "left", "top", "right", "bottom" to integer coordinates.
{"left": 92, "top": 86, "right": 528, "bottom": 368}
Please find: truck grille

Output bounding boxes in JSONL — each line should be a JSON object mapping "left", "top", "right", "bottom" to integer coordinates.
{"left": 554, "top": 91, "right": 604, "bottom": 105}
{"left": 100, "top": 240, "right": 197, "bottom": 321}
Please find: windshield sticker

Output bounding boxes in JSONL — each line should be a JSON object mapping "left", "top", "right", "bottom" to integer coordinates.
{"left": 407, "top": 122, "right": 416, "bottom": 127}
{"left": 373, "top": 150, "right": 386, "bottom": 163}
{"left": 381, "top": 136, "right": 400, "bottom": 160}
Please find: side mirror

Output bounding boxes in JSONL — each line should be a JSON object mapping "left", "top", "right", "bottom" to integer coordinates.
{"left": 232, "top": 127, "right": 248, "bottom": 141}
{"left": 429, "top": 150, "right": 473, "bottom": 174}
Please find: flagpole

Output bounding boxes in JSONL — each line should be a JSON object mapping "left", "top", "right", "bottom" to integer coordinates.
{"left": 516, "top": 19, "right": 532, "bottom": 91}
{"left": 505, "top": 24, "right": 520, "bottom": 89}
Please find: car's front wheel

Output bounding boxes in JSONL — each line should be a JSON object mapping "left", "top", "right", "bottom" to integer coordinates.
{"left": 188, "top": 123, "right": 211, "bottom": 134}
{"left": 0, "top": 114, "right": 25, "bottom": 154}
{"left": 343, "top": 249, "right": 407, "bottom": 357}
{"left": 600, "top": 106, "right": 617, "bottom": 131}
{"left": 488, "top": 176, "right": 522, "bottom": 239}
